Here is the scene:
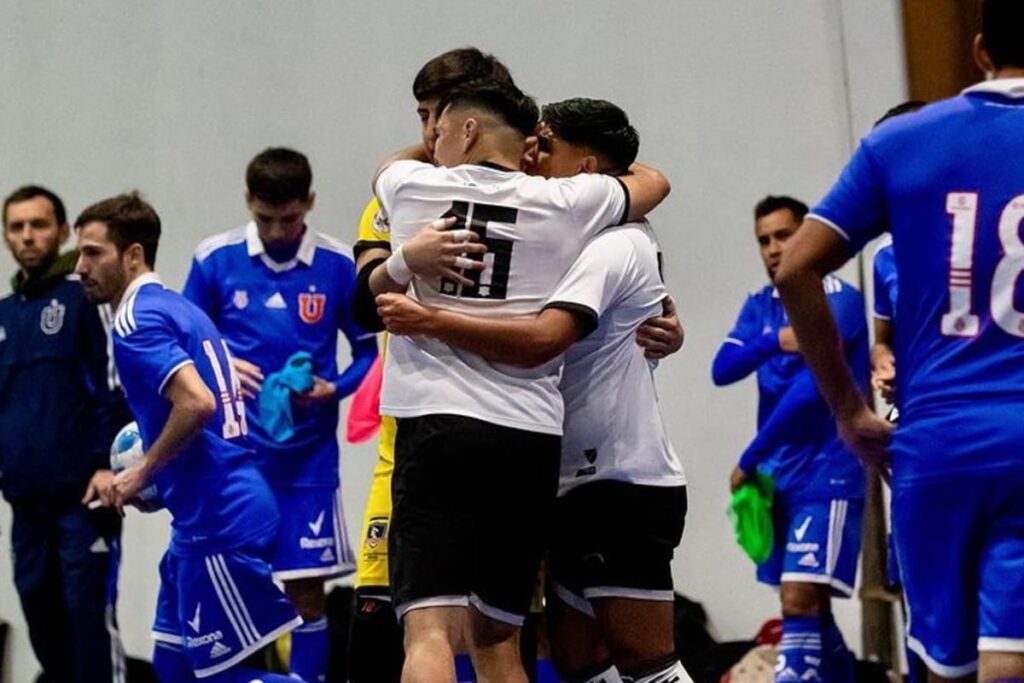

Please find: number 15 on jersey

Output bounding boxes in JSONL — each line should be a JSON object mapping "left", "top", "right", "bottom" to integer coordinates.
{"left": 439, "top": 200, "right": 516, "bottom": 300}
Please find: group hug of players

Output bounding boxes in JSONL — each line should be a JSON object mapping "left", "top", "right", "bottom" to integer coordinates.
{"left": 4, "top": 2, "right": 1023, "bottom": 682}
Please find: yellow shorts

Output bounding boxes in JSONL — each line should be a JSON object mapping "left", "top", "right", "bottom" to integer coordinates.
{"left": 355, "top": 414, "right": 396, "bottom": 590}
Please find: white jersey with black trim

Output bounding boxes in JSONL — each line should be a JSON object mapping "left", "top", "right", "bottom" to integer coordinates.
{"left": 545, "top": 221, "right": 685, "bottom": 493}
{"left": 374, "top": 160, "right": 628, "bottom": 435}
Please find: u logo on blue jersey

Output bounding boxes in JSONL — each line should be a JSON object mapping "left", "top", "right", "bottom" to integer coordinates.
{"left": 298, "top": 292, "right": 326, "bottom": 324}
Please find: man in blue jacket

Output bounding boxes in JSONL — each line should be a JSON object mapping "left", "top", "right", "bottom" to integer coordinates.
{"left": 1, "top": 185, "right": 130, "bottom": 683}
{"left": 712, "top": 195, "right": 868, "bottom": 683}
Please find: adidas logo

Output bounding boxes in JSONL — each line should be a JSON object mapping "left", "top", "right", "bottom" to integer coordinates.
{"left": 89, "top": 538, "right": 109, "bottom": 553}
{"left": 209, "top": 641, "right": 231, "bottom": 658}
{"left": 320, "top": 547, "right": 335, "bottom": 562}
{"left": 798, "top": 552, "right": 820, "bottom": 568}
{"left": 265, "top": 292, "right": 287, "bottom": 309}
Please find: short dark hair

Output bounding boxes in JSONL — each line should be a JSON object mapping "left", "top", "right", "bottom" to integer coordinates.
{"left": 874, "top": 100, "right": 926, "bottom": 127}
{"left": 981, "top": 0, "right": 1024, "bottom": 69}
{"left": 754, "top": 195, "right": 809, "bottom": 222}
{"left": 246, "top": 147, "right": 312, "bottom": 205}
{"left": 437, "top": 82, "right": 539, "bottom": 137}
{"left": 75, "top": 192, "right": 161, "bottom": 268}
{"left": 413, "top": 47, "right": 515, "bottom": 102}
{"left": 3, "top": 185, "right": 67, "bottom": 227}
{"left": 541, "top": 98, "right": 640, "bottom": 174}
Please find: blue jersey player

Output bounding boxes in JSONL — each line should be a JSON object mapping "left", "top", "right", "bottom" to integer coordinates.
{"left": 776, "top": 2, "right": 1024, "bottom": 680}
{"left": 183, "top": 147, "right": 376, "bottom": 683}
{"left": 868, "top": 101, "right": 924, "bottom": 408}
{"left": 713, "top": 195, "right": 867, "bottom": 683}
{"left": 73, "top": 192, "right": 303, "bottom": 683}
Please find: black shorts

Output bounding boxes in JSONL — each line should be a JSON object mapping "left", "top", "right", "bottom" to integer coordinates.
{"left": 548, "top": 480, "right": 687, "bottom": 614}
{"left": 389, "top": 414, "right": 560, "bottom": 625}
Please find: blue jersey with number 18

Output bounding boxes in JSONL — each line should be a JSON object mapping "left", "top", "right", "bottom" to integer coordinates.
{"left": 810, "top": 79, "right": 1024, "bottom": 482}
{"left": 112, "top": 274, "right": 278, "bottom": 554}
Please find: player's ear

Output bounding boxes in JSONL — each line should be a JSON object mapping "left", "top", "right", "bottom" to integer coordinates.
{"left": 580, "top": 155, "right": 601, "bottom": 174}
{"left": 58, "top": 222, "right": 70, "bottom": 245}
{"left": 463, "top": 117, "right": 479, "bottom": 152}
{"left": 973, "top": 33, "right": 996, "bottom": 77}
{"left": 305, "top": 192, "right": 316, "bottom": 212}
{"left": 125, "top": 242, "right": 145, "bottom": 268}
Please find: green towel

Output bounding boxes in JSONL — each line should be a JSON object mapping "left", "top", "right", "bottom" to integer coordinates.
{"left": 729, "top": 472, "right": 775, "bottom": 564}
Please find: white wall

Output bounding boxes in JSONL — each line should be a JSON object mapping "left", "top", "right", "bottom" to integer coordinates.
{"left": 0, "top": 1, "right": 907, "bottom": 679}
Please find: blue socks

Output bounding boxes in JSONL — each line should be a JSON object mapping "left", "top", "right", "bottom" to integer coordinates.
{"left": 777, "top": 616, "right": 823, "bottom": 682}
{"left": 290, "top": 617, "right": 328, "bottom": 683}
{"left": 822, "top": 614, "right": 855, "bottom": 683}
{"left": 455, "top": 653, "right": 476, "bottom": 682}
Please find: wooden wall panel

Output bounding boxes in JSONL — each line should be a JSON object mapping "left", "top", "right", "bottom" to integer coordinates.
{"left": 902, "top": 0, "right": 983, "bottom": 101}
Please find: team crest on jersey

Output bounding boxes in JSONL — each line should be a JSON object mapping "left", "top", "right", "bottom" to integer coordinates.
{"left": 298, "top": 289, "right": 326, "bottom": 324}
{"left": 372, "top": 210, "right": 390, "bottom": 235}
{"left": 232, "top": 289, "right": 249, "bottom": 310}
{"left": 366, "top": 516, "right": 389, "bottom": 549}
{"left": 40, "top": 299, "right": 65, "bottom": 335}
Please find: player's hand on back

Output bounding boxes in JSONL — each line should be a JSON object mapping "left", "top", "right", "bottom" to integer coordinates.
{"left": 636, "top": 295, "right": 684, "bottom": 360}
{"left": 82, "top": 469, "right": 117, "bottom": 508}
{"left": 402, "top": 217, "right": 488, "bottom": 287}
{"left": 836, "top": 405, "right": 893, "bottom": 483}
{"left": 777, "top": 327, "right": 800, "bottom": 353}
{"left": 293, "top": 376, "right": 337, "bottom": 408}
{"left": 376, "top": 293, "right": 436, "bottom": 337}
{"left": 231, "top": 357, "right": 264, "bottom": 399}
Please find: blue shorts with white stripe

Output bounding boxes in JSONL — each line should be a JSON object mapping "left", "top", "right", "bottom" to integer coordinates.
{"left": 756, "top": 497, "right": 864, "bottom": 598}
{"left": 151, "top": 532, "right": 301, "bottom": 678}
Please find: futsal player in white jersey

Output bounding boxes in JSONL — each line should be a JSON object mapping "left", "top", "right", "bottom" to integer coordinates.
{"left": 360, "top": 83, "right": 670, "bottom": 683}
{"left": 376, "top": 98, "right": 689, "bottom": 683}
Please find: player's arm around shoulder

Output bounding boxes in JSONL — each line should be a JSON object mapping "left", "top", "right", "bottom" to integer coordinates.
{"left": 618, "top": 162, "right": 671, "bottom": 223}
{"left": 375, "top": 293, "right": 586, "bottom": 367}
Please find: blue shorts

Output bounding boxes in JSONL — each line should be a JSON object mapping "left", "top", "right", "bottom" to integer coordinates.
{"left": 151, "top": 535, "right": 301, "bottom": 678}
{"left": 756, "top": 497, "right": 863, "bottom": 597}
{"left": 270, "top": 485, "right": 355, "bottom": 581}
{"left": 892, "top": 469, "right": 1024, "bottom": 678}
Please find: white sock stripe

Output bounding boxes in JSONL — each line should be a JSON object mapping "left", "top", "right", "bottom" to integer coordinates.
{"left": 623, "top": 659, "right": 693, "bottom": 683}
{"left": 204, "top": 556, "right": 253, "bottom": 647}
{"left": 214, "top": 554, "right": 261, "bottom": 643}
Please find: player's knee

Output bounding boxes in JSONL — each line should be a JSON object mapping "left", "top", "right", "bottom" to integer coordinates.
{"left": 468, "top": 609, "right": 519, "bottom": 651}
{"left": 605, "top": 639, "right": 674, "bottom": 677}
{"left": 780, "top": 582, "right": 827, "bottom": 617}
{"left": 284, "top": 578, "right": 327, "bottom": 620}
